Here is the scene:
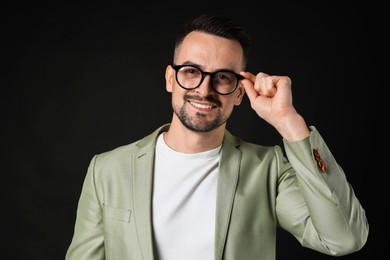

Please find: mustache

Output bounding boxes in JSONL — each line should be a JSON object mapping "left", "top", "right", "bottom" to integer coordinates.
{"left": 184, "top": 94, "right": 222, "bottom": 107}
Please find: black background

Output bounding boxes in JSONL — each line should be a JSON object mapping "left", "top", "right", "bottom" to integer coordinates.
{"left": 2, "top": 1, "right": 381, "bottom": 259}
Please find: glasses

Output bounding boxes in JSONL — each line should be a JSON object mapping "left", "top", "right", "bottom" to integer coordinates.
{"left": 171, "top": 64, "right": 244, "bottom": 95}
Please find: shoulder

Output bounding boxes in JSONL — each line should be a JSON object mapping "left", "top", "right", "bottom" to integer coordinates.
{"left": 92, "top": 124, "right": 170, "bottom": 165}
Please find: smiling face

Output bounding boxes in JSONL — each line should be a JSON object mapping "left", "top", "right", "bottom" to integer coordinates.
{"left": 165, "top": 31, "right": 245, "bottom": 133}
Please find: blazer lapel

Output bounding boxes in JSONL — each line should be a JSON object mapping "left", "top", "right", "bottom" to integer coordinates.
{"left": 133, "top": 147, "right": 154, "bottom": 259}
{"left": 132, "top": 124, "right": 170, "bottom": 259}
{"left": 214, "top": 131, "right": 241, "bottom": 260}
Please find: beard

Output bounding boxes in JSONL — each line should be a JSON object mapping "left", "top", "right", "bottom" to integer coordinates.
{"left": 173, "top": 94, "right": 229, "bottom": 133}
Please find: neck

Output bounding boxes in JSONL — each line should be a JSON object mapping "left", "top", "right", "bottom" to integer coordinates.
{"left": 164, "top": 116, "right": 225, "bottom": 154}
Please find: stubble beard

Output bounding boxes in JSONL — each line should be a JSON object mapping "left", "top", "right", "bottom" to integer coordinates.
{"left": 173, "top": 99, "right": 228, "bottom": 133}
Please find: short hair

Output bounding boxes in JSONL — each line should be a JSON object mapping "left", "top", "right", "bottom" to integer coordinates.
{"left": 174, "top": 14, "right": 252, "bottom": 68}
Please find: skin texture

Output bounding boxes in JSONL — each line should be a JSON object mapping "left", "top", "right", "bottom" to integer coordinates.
{"left": 164, "top": 31, "right": 310, "bottom": 154}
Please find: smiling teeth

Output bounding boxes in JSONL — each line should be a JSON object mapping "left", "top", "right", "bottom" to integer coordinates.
{"left": 190, "top": 102, "right": 213, "bottom": 109}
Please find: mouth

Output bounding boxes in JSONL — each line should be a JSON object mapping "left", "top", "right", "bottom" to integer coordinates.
{"left": 188, "top": 101, "right": 217, "bottom": 110}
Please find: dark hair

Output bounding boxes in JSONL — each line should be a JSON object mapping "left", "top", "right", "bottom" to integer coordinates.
{"left": 174, "top": 14, "right": 252, "bottom": 68}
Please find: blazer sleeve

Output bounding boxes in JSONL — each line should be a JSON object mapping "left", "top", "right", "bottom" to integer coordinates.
{"left": 276, "top": 126, "right": 369, "bottom": 256}
{"left": 65, "top": 155, "right": 105, "bottom": 260}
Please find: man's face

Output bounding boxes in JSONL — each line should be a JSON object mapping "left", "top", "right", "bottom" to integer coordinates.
{"left": 165, "top": 31, "right": 245, "bottom": 133}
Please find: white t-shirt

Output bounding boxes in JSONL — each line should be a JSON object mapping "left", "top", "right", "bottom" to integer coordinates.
{"left": 152, "top": 133, "right": 221, "bottom": 260}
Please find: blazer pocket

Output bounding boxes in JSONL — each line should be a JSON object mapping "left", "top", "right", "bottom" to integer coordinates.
{"left": 103, "top": 204, "right": 134, "bottom": 254}
{"left": 103, "top": 204, "right": 132, "bottom": 223}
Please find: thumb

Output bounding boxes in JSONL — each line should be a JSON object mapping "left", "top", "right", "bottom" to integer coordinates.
{"left": 240, "top": 71, "right": 258, "bottom": 103}
{"left": 243, "top": 81, "right": 259, "bottom": 104}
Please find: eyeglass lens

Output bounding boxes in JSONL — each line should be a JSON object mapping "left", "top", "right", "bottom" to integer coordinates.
{"left": 176, "top": 65, "right": 238, "bottom": 95}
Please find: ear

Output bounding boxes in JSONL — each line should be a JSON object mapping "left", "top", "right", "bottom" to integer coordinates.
{"left": 165, "top": 65, "right": 174, "bottom": 93}
{"left": 234, "top": 84, "right": 245, "bottom": 106}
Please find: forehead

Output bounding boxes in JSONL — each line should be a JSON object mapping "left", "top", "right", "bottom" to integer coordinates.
{"left": 176, "top": 31, "right": 244, "bottom": 71}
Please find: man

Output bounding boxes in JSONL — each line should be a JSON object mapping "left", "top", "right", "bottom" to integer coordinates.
{"left": 65, "top": 14, "right": 369, "bottom": 260}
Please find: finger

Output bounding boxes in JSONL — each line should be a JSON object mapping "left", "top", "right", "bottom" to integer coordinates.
{"left": 241, "top": 71, "right": 268, "bottom": 94}
{"left": 240, "top": 71, "right": 256, "bottom": 84}
{"left": 239, "top": 73, "right": 260, "bottom": 103}
{"left": 242, "top": 80, "right": 259, "bottom": 103}
{"left": 256, "top": 74, "right": 277, "bottom": 97}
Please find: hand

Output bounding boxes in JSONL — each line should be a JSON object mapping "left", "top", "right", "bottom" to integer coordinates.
{"left": 240, "top": 71, "right": 310, "bottom": 141}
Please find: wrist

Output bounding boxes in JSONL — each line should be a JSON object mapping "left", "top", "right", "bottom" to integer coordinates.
{"left": 276, "top": 114, "right": 310, "bottom": 141}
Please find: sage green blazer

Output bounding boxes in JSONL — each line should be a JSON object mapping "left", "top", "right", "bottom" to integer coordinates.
{"left": 65, "top": 124, "right": 368, "bottom": 260}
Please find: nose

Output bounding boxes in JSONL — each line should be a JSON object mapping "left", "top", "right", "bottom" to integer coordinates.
{"left": 195, "top": 74, "right": 215, "bottom": 96}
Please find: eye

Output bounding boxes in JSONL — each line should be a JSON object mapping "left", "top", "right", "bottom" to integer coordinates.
{"left": 181, "top": 66, "right": 201, "bottom": 77}
{"left": 215, "top": 71, "right": 235, "bottom": 83}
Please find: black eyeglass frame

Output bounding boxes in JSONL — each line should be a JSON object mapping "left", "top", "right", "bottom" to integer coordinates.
{"left": 171, "top": 64, "right": 244, "bottom": 95}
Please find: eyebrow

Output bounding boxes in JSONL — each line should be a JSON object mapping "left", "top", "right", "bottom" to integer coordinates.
{"left": 177, "top": 61, "right": 240, "bottom": 74}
